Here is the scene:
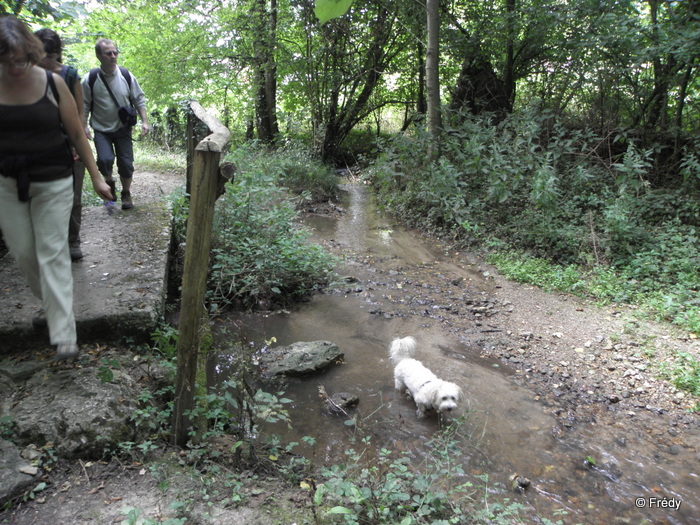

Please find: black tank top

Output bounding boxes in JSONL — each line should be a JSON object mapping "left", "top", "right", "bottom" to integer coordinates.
{"left": 0, "top": 69, "right": 73, "bottom": 185}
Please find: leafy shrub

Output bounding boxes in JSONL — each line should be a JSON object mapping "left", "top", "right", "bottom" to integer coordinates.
{"left": 659, "top": 352, "right": 700, "bottom": 396}
{"left": 206, "top": 146, "right": 338, "bottom": 311}
{"left": 314, "top": 419, "right": 559, "bottom": 524}
{"left": 232, "top": 141, "right": 340, "bottom": 203}
{"left": 167, "top": 142, "right": 338, "bottom": 311}
{"left": 369, "top": 110, "right": 700, "bottom": 333}
{"left": 315, "top": 428, "right": 471, "bottom": 524}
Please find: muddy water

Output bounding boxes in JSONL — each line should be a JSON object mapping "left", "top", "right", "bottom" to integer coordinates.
{"left": 212, "top": 184, "right": 699, "bottom": 524}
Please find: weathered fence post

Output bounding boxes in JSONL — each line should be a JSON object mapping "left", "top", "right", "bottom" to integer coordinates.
{"left": 172, "top": 101, "right": 231, "bottom": 447}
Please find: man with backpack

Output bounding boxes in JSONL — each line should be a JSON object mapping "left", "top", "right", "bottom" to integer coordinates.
{"left": 82, "top": 38, "right": 149, "bottom": 210}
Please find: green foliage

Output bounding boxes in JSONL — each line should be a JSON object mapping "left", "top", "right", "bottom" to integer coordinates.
{"left": 315, "top": 0, "right": 354, "bottom": 24}
{"left": 201, "top": 144, "right": 338, "bottom": 311}
{"left": 314, "top": 419, "right": 548, "bottom": 524}
{"left": 131, "top": 386, "right": 174, "bottom": 437}
{"left": 486, "top": 251, "right": 587, "bottom": 295}
{"left": 252, "top": 143, "right": 340, "bottom": 202}
{"left": 119, "top": 505, "right": 187, "bottom": 525}
{"left": 1, "top": 0, "right": 85, "bottom": 22}
{"left": 132, "top": 141, "right": 186, "bottom": 174}
{"left": 165, "top": 142, "right": 338, "bottom": 311}
{"left": 52, "top": 0, "right": 700, "bottom": 160}
{"left": 0, "top": 416, "right": 15, "bottom": 441}
{"left": 659, "top": 353, "right": 700, "bottom": 397}
{"left": 22, "top": 482, "right": 47, "bottom": 503}
{"left": 316, "top": 436, "right": 467, "bottom": 524}
{"left": 150, "top": 324, "right": 180, "bottom": 360}
{"left": 370, "top": 111, "right": 700, "bottom": 334}
{"left": 97, "top": 358, "right": 120, "bottom": 384}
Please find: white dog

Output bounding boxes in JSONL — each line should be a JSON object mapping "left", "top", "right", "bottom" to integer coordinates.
{"left": 389, "top": 336, "right": 464, "bottom": 418}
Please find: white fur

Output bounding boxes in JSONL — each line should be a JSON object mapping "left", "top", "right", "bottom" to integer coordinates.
{"left": 389, "top": 336, "right": 464, "bottom": 418}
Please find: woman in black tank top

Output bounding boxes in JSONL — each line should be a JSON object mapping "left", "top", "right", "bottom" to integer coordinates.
{"left": 0, "top": 16, "right": 112, "bottom": 360}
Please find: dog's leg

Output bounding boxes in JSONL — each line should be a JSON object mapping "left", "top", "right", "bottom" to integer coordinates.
{"left": 415, "top": 404, "right": 428, "bottom": 418}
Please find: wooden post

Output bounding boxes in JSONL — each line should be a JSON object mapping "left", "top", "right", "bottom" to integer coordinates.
{"left": 172, "top": 102, "right": 231, "bottom": 447}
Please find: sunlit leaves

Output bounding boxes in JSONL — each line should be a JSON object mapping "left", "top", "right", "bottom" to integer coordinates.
{"left": 314, "top": 0, "right": 353, "bottom": 24}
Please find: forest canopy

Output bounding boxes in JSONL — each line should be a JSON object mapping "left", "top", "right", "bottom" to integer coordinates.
{"left": 6, "top": 0, "right": 699, "bottom": 163}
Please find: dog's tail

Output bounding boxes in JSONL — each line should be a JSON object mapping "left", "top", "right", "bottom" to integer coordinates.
{"left": 389, "top": 336, "right": 417, "bottom": 365}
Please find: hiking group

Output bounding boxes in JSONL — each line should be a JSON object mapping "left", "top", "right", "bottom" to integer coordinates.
{"left": 0, "top": 15, "right": 149, "bottom": 359}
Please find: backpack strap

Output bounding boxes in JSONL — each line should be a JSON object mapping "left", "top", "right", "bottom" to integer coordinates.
{"left": 119, "top": 66, "right": 132, "bottom": 89}
{"left": 46, "top": 70, "right": 59, "bottom": 105}
{"left": 88, "top": 68, "right": 99, "bottom": 113}
{"left": 88, "top": 66, "right": 133, "bottom": 111}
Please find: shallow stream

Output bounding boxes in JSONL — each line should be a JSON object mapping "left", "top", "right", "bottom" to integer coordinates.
{"left": 211, "top": 183, "right": 699, "bottom": 524}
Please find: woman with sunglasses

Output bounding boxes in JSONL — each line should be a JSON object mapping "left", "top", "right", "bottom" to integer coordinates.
{"left": 0, "top": 15, "right": 112, "bottom": 360}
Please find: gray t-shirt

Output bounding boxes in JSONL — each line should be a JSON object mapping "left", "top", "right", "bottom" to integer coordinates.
{"left": 82, "top": 66, "right": 146, "bottom": 133}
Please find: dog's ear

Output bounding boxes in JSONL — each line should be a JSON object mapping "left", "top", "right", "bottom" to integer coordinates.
{"left": 427, "top": 383, "right": 443, "bottom": 406}
{"left": 457, "top": 387, "right": 465, "bottom": 402}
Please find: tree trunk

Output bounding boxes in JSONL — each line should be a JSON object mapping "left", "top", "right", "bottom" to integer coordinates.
{"left": 647, "top": 0, "right": 669, "bottom": 130}
{"left": 450, "top": 53, "right": 510, "bottom": 118}
{"left": 318, "top": 3, "right": 396, "bottom": 161}
{"left": 253, "top": 0, "right": 279, "bottom": 143}
{"left": 504, "top": 0, "right": 516, "bottom": 108}
{"left": 426, "top": 0, "right": 441, "bottom": 151}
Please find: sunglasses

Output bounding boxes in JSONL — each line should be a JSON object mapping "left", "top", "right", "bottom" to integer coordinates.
{"left": 1, "top": 60, "right": 31, "bottom": 69}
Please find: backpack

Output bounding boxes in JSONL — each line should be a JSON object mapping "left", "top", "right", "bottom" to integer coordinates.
{"left": 87, "top": 66, "right": 133, "bottom": 112}
{"left": 44, "top": 70, "right": 74, "bottom": 169}
{"left": 61, "top": 65, "right": 80, "bottom": 97}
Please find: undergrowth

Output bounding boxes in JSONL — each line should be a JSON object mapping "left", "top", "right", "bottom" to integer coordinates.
{"left": 368, "top": 109, "right": 700, "bottom": 336}
{"left": 170, "top": 142, "right": 339, "bottom": 311}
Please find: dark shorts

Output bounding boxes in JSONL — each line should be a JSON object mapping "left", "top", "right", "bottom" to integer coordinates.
{"left": 93, "top": 127, "right": 134, "bottom": 180}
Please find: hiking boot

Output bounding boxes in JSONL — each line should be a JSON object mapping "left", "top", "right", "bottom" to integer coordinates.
{"left": 32, "top": 309, "right": 47, "bottom": 328}
{"left": 105, "top": 178, "right": 117, "bottom": 201}
{"left": 69, "top": 242, "right": 83, "bottom": 261}
{"left": 121, "top": 190, "right": 133, "bottom": 210}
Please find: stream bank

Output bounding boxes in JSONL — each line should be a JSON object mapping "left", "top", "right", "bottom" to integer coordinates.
{"left": 218, "top": 182, "right": 700, "bottom": 523}
{"left": 2, "top": 176, "right": 699, "bottom": 524}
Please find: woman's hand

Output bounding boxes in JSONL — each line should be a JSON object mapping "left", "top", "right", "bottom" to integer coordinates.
{"left": 92, "top": 178, "right": 113, "bottom": 201}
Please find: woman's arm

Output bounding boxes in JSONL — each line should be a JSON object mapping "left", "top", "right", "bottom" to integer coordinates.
{"left": 54, "top": 73, "right": 112, "bottom": 201}
{"left": 71, "top": 73, "right": 87, "bottom": 138}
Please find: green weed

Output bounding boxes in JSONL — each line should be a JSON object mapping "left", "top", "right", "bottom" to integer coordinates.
{"left": 659, "top": 352, "right": 700, "bottom": 396}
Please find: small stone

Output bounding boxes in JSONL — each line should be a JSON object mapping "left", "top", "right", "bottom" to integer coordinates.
{"left": 21, "top": 445, "right": 42, "bottom": 461}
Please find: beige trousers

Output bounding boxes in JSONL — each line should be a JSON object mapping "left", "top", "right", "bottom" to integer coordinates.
{"left": 0, "top": 175, "right": 76, "bottom": 345}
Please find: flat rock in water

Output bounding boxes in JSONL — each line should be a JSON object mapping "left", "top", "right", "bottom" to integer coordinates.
{"left": 259, "top": 341, "right": 344, "bottom": 377}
